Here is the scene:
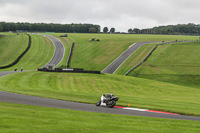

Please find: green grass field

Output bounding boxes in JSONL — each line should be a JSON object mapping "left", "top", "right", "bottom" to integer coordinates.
{"left": 62, "top": 34, "right": 198, "bottom": 71}
{"left": 128, "top": 41, "right": 200, "bottom": 88}
{"left": 0, "top": 32, "right": 28, "bottom": 67}
{"left": 0, "top": 71, "right": 199, "bottom": 116}
{"left": 0, "top": 33, "right": 55, "bottom": 71}
{"left": 0, "top": 33, "right": 198, "bottom": 72}
{"left": 1, "top": 102, "right": 200, "bottom": 133}
{"left": 0, "top": 33, "right": 200, "bottom": 132}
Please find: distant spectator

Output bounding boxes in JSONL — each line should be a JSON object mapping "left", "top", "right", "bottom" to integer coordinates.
{"left": 21, "top": 67, "right": 23, "bottom": 72}
{"left": 14, "top": 67, "right": 17, "bottom": 71}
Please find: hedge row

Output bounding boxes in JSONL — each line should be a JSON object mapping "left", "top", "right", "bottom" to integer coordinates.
{"left": 66, "top": 42, "right": 74, "bottom": 68}
{"left": 0, "top": 34, "right": 31, "bottom": 69}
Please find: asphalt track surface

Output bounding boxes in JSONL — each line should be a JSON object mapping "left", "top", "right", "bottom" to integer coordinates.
{"left": 41, "top": 34, "right": 65, "bottom": 68}
{"left": 0, "top": 89, "right": 200, "bottom": 121}
{"left": 0, "top": 71, "right": 16, "bottom": 77}
{"left": 0, "top": 38, "right": 200, "bottom": 121}
{"left": 102, "top": 41, "right": 161, "bottom": 74}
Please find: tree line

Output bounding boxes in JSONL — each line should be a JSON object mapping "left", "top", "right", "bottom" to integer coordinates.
{"left": 103, "top": 27, "right": 115, "bottom": 33}
{"left": 3, "top": 21, "right": 199, "bottom": 35}
{"left": 128, "top": 23, "right": 200, "bottom": 35}
{"left": 0, "top": 22, "right": 100, "bottom": 33}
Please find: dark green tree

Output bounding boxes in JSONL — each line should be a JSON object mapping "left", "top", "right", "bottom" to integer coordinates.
{"left": 103, "top": 27, "right": 108, "bottom": 33}
{"left": 110, "top": 27, "right": 115, "bottom": 33}
{"left": 0, "top": 24, "right": 3, "bottom": 32}
{"left": 133, "top": 28, "right": 140, "bottom": 34}
{"left": 128, "top": 28, "right": 133, "bottom": 33}
{"left": 89, "top": 27, "right": 97, "bottom": 33}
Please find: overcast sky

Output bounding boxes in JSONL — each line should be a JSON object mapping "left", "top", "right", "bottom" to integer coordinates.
{"left": 1, "top": 0, "right": 200, "bottom": 32}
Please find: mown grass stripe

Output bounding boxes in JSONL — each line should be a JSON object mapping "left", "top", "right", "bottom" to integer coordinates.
{"left": 0, "top": 34, "right": 54, "bottom": 71}
{"left": 0, "top": 71, "right": 199, "bottom": 116}
{"left": 129, "top": 41, "right": 200, "bottom": 88}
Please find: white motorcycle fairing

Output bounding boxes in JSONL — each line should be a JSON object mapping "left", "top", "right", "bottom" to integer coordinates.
{"left": 100, "top": 95, "right": 107, "bottom": 106}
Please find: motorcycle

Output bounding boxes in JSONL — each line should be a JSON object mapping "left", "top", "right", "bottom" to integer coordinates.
{"left": 96, "top": 94, "right": 119, "bottom": 108}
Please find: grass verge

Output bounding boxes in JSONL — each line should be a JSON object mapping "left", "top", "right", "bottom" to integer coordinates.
{"left": 0, "top": 102, "right": 200, "bottom": 133}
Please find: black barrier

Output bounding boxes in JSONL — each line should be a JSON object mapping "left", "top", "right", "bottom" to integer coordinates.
{"left": 0, "top": 34, "right": 31, "bottom": 69}
{"left": 72, "top": 68, "right": 84, "bottom": 71}
{"left": 38, "top": 68, "right": 101, "bottom": 74}
{"left": 124, "top": 40, "right": 200, "bottom": 76}
{"left": 55, "top": 68, "right": 84, "bottom": 72}
{"left": 66, "top": 42, "right": 74, "bottom": 68}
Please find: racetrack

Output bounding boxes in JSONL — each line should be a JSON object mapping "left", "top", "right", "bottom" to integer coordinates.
{"left": 41, "top": 34, "right": 65, "bottom": 68}
{"left": 0, "top": 38, "right": 200, "bottom": 121}
{"left": 102, "top": 41, "right": 161, "bottom": 74}
{"left": 0, "top": 88, "right": 199, "bottom": 121}
{"left": 0, "top": 71, "right": 16, "bottom": 78}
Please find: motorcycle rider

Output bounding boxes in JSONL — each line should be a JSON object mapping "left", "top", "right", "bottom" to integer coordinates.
{"left": 102, "top": 93, "right": 113, "bottom": 103}
{"left": 96, "top": 93, "right": 119, "bottom": 107}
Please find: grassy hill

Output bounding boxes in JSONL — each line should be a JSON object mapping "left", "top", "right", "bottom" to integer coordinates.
{"left": 128, "top": 41, "right": 200, "bottom": 88}
{"left": 1, "top": 33, "right": 200, "bottom": 132}
{"left": 0, "top": 33, "right": 55, "bottom": 71}
{"left": 0, "top": 71, "right": 199, "bottom": 116}
{"left": 1, "top": 33, "right": 198, "bottom": 72}
{"left": 0, "top": 32, "right": 28, "bottom": 67}
{"left": 58, "top": 33, "right": 198, "bottom": 71}
{"left": 1, "top": 33, "right": 199, "bottom": 115}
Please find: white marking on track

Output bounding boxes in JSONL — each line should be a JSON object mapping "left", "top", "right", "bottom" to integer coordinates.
{"left": 123, "top": 107, "right": 147, "bottom": 112}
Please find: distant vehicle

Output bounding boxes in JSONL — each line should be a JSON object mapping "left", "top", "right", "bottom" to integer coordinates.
{"left": 60, "top": 34, "right": 68, "bottom": 37}
{"left": 96, "top": 93, "right": 119, "bottom": 108}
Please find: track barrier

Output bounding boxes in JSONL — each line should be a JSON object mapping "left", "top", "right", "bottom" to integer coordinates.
{"left": 38, "top": 68, "right": 101, "bottom": 74}
{"left": 66, "top": 42, "right": 74, "bottom": 68}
